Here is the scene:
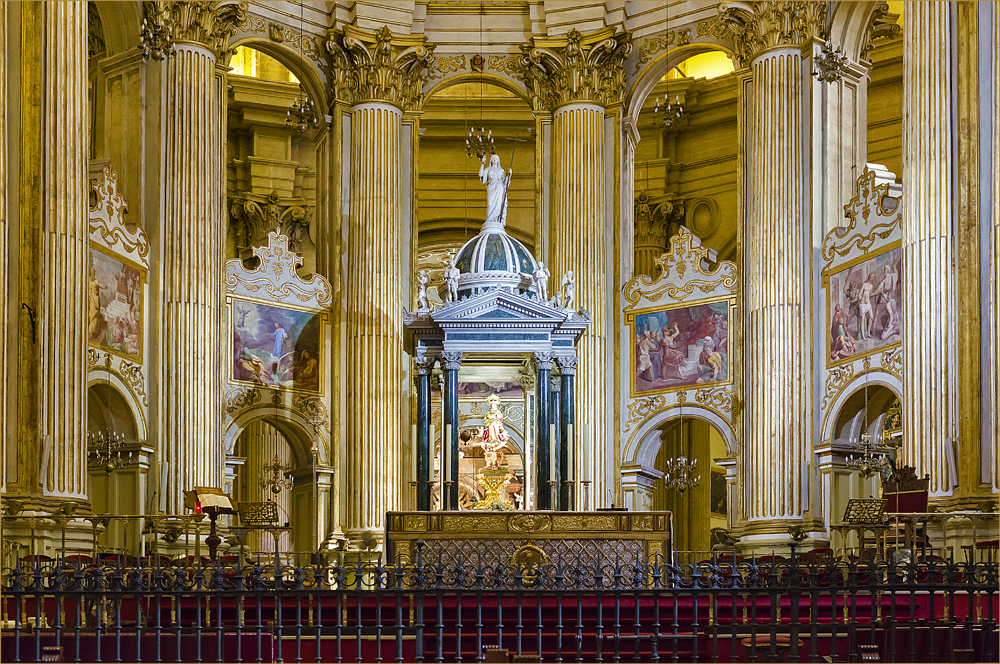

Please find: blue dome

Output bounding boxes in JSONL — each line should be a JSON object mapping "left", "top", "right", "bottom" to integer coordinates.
{"left": 453, "top": 228, "right": 539, "bottom": 298}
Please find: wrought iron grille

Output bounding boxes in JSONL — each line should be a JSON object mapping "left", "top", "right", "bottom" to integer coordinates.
{"left": 0, "top": 548, "right": 996, "bottom": 663}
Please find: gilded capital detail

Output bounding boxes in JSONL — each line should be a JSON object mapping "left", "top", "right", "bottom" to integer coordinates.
{"left": 326, "top": 26, "right": 435, "bottom": 111}
{"left": 441, "top": 351, "right": 463, "bottom": 372}
{"left": 713, "top": 1, "right": 827, "bottom": 68}
{"left": 514, "top": 28, "right": 631, "bottom": 112}
{"left": 145, "top": 0, "right": 249, "bottom": 60}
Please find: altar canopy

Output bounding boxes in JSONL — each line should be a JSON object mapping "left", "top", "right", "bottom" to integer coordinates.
{"left": 404, "top": 221, "right": 589, "bottom": 512}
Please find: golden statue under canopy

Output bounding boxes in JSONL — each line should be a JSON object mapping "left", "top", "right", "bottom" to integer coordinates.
{"left": 475, "top": 394, "right": 514, "bottom": 509}
{"left": 478, "top": 393, "right": 509, "bottom": 469}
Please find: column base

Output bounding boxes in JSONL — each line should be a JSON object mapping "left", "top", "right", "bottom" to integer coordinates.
{"left": 737, "top": 518, "right": 830, "bottom": 556}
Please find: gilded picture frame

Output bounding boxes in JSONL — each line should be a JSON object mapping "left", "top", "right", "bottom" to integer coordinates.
{"left": 625, "top": 295, "right": 736, "bottom": 398}
{"left": 88, "top": 242, "right": 146, "bottom": 363}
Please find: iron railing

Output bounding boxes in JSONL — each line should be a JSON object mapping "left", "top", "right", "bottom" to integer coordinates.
{"left": 0, "top": 547, "right": 996, "bottom": 663}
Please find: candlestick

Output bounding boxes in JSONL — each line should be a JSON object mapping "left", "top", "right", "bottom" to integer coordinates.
{"left": 549, "top": 423, "right": 556, "bottom": 484}
{"left": 445, "top": 424, "right": 452, "bottom": 483}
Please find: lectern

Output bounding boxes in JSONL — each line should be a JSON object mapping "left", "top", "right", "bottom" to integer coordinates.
{"left": 184, "top": 487, "right": 236, "bottom": 562}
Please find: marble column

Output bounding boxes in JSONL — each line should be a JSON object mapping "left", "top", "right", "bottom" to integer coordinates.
{"left": 414, "top": 354, "right": 433, "bottom": 511}
{"left": 534, "top": 352, "right": 554, "bottom": 510}
{"left": 550, "top": 374, "right": 561, "bottom": 509}
{"left": 558, "top": 356, "right": 577, "bottom": 510}
{"left": 7, "top": 2, "right": 90, "bottom": 505}
{"left": 717, "top": 3, "right": 825, "bottom": 543}
{"left": 440, "top": 351, "right": 461, "bottom": 510}
{"left": 900, "top": 3, "right": 958, "bottom": 497}
{"left": 157, "top": 35, "right": 228, "bottom": 513}
{"left": 0, "top": 3, "right": 8, "bottom": 492}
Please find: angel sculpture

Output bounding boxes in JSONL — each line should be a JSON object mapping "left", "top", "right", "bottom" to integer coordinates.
{"left": 478, "top": 393, "right": 509, "bottom": 470}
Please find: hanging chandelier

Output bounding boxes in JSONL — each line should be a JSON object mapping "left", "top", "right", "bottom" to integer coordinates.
{"left": 664, "top": 455, "right": 700, "bottom": 494}
{"left": 466, "top": 127, "right": 495, "bottom": 159}
{"left": 653, "top": 95, "right": 684, "bottom": 131}
{"left": 287, "top": 95, "right": 318, "bottom": 134}
{"left": 89, "top": 428, "right": 128, "bottom": 474}
{"left": 260, "top": 455, "right": 295, "bottom": 495}
{"left": 846, "top": 432, "right": 889, "bottom": 477}
{"left": 137, "top": 16, "right": 174, "bottom": 61}
{"left": 812, "top": 40, "right": 850, "bottom": 83}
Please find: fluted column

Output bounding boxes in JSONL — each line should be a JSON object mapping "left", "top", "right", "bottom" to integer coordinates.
{"left": 158, "top": 40, "right": 226, "bottom": 512}
{"left": 900, "top": 3, "right": 958, "bottom": 496}
{"left": 346, "top": 101, "right": 402, "bottom": 533}
{"left": 715, "top": 2, "right": 826, "bottom": 541}
{"left": 520, "top": 28, "right": 630, "bottom": 508}
{"left": 0, "top": 3, "right": 7, "bottom": 492}
{"left": 414, "top": 354, "right": 433, "bottom": 511}
{"left": 37, "top": 1, "right": 90, "bottom": 501}
{"left": 534, "top": 352, "right": 553, "bottom": 510}
{"left": 993, "top": 7, "right": 1000, "bottom": 493}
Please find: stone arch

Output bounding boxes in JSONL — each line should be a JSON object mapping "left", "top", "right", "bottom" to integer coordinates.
{"left": 421, "top": 72, "right": 533, "bottom": 111}
{"left": 623, "top": 404, "right": 736, "bottom": 469}
{"left": 626, "top": 43, "right": 737, "bottom": 127}
{"left": 87, "top": 369, "right": 147, "bottom": 441}
{"left": 228, "top": 37, "right": 329, "bottom": 113}
{"left": 821, "top": 370, "right": 901, "bottom": 444}
{"left": 90, "top": 1, "right": 144, "bottom": 58}
{"left": 829, "top": 1, "right": 889, "bottom": 64}
{"left": 225, "top": 405, "right": 330, "bottom": 468}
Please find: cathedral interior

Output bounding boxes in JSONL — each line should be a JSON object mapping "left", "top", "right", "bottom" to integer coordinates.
{"left": 0, "top": 2, "right": 999, "bottom": 662}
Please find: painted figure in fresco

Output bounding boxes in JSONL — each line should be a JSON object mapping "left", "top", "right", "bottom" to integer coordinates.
{"left": 858, "top": 273, "right": 876, "bottom": 340}
{"left": 658, "top": 323, "right": 686, "bottom": 380}
{"left": 269, "top": 321, "right": 288, "bottom": 360}
{"left": 478, "top": 394, "right": 509, "bottom": 470}
{"left": 830, "top": 304, "right": 855, "bottom": 360}
{"left": 636, "top": 330, "right": 658, "bottom": 382}
{"left": 239, "top": 347, "right": 272, "bottom": 383}
{"left": 292, "top": 349, "right": 319, "bottom": 389}
{"left": 844, "top": 278, "right": 862, "bottom": 336}
{"left": 88, "top": 266, "right": 104, "bottom": 342}
{"left": 480, "top": 153, "right": 512, "bottom": 227}
{"left": 875, "top": 264, "right": 900, "bottom": 339}
{"left": 416, "top": 269, "right": 430, "bottom": 310}
{"left": 646, "top": 330, "right": 662, "bottom": 381}
{"left": 444, "top": 261, "right": 460, "bottom": 303}
{"left": 533, "top": 262, "right": 550, "bottom": 302}
{"left": 697, "top": 337, "right": 725, "bottom": 383}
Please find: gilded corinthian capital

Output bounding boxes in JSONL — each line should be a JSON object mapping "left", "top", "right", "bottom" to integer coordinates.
{"left": 144, "top": 0, "right": 249, "bottom": 60}
{"left": 325, "top": 26, "right": 435, "bottom": 111}
{"left": 514, "top": 27, "right": 631, "bottom": 112}
{"left": 712, "top": 1, "right": 827, "bottom": 68}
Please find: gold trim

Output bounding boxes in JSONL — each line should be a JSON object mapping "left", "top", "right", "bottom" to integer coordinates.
{"left": 625, "top": 295, "right": 736, "bottom": 398}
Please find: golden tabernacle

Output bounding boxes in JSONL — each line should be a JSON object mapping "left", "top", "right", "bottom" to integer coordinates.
{"left": 385, "top": 511, "right": 672, "bottom": 569}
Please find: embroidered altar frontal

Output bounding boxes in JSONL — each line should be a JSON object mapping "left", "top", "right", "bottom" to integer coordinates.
{"left": 384, "top": 511, "right": 672, "bottom": 568}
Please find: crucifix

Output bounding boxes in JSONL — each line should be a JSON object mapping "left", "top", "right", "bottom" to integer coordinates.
{"left": 499, "top": 130, "right": 528, "bottom": 224}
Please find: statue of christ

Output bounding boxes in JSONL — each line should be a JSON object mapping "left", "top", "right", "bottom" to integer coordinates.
{"left": 479, "top": 154, "right": 512, "bottom": 227}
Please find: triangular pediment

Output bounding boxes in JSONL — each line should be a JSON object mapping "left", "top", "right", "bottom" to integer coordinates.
{"left": 431, "top": 289, "right": 567, "bottom": 326}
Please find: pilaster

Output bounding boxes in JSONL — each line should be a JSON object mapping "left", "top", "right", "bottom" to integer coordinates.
{"left": 900, "top": 2, "right": 958, "bottom": 498}
{"left": 993, "top": 3, "right": 1000, "bottom": 493}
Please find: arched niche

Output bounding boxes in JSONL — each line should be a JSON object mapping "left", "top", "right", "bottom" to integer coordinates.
{"left": 87, "top": 372, "right": 146, "bottom": 441}
{"left": 822, "top": 371, "right": 902, "bottom": 444}
{"left": 622, "top": 413, "right": 731, "bottom": 554}
{"left": 423, "top": 72, "right": 534, "bottom": 111}
{"left": 228, "top": 38, "right": 329, "bottom": 113}
{"left": 89, "top": 1, "right": 143, "bottom": 58}
{"left": 624, "top": 404, "right": 735, "bottom": 470}
{"left": 225, "top": 405, "right": 329, "bottom": 466}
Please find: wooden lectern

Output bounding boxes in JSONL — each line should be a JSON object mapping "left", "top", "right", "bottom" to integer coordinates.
{"left": 184, "top": 487, "right": 236, "bottom": 563}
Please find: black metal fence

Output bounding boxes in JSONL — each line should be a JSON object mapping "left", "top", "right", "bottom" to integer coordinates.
{"left": 1, "top": 548, "right": 996, "bottom": 663}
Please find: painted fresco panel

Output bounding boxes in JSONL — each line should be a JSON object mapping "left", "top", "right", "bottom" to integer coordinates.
{"left": 230, "top": 298, "right": 324, "bottom": 395}
{"left": 628, "top": 297, "right": 733, "bottom": 396}
{"left": 88, "top": 244, "right": 144, "bottom": 362}
{"left": 827, "top": 246, "right": 902, "bottom": 366}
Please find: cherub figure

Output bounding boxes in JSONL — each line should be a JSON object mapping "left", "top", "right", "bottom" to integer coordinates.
{"left": 478, "top": 393, "right": 509, "bottom": 470}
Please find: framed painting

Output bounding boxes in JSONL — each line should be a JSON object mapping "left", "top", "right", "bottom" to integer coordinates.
{"left": 710, "top": 470, "right": 727, "bottom": 517}
{"left": 625, "top": 296, "right": 735, "bottom": 397}
{"left": 88, "top": 243, "right": 145, "bottom": 362}
{"left": 229, "top": 297, "right": 325, "bottom": 395}
{"left": 825, "top": 244, "right": 902, "bottom": 367}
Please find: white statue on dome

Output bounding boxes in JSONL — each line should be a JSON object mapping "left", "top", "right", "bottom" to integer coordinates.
{"left": 561, "top": 271, "right": 576, "bottom": 310}
{"left": 444, "top": 260, "right": 460, "bottom": 303}
{"left": 416, "top": 270, "right": 430, "bottom": 310}
{"left": 533, "top": 262, "right": 550, "bottom": 301}
{"left": 480, "top": 153, "right": 512, "bottom": 227}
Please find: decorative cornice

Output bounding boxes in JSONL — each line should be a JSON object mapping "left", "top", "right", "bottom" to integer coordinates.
{"left": 225, "top": 385, "right": 260, "bottom": 414}
{"left": 293, "top": 394, "right": 330, "bottom": 434}
{"left": 623, "top": 227, "right": 737, "bottom": 307}
{"left": 709, "top": 1, "right": 827, "bottom": 68}
{"left": 822, "top": 165, "right": 901, "bottom": 269}
{"left": 512, "top": 27, "right": 632, "bottom": 112}
{"left": 860, "top": 2, "right": 901, "bottom": 63}
{"left": 230, "top": 190, "right": 311, "bottom": 256}
{"left": 145, "top": 0, "right": 249, "bottom": 60}
{"left": 325, "top": 25, "right": 435, "bottom": 111}
{"left": 225, "top": 228, "right": 332, "bottom": 308}
{"left": 89, "top": 164, "right": 149, "bottom": 267}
